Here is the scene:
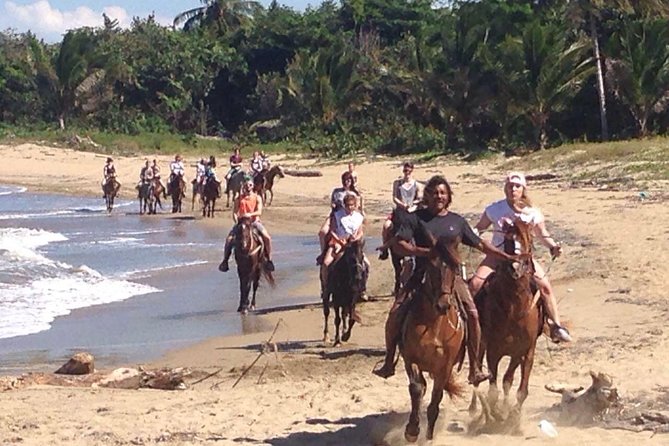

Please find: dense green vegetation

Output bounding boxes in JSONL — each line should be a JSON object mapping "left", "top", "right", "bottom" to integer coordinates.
{"left": 1, "top": 0, "right": 669, "bottom": 157}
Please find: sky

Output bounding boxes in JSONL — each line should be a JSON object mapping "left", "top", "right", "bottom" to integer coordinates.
{"left": 0, "top": 0, "right": 316, "bottom": 42}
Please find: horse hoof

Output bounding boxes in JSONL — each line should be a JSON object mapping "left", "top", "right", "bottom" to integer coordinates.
{"left": 249, "top": 305, "right": 256, "bottom": 311}
{"left": 342, "top": 331, "right": 351, "bottom": 342}
{"left": 322, "top": 335, "right": 330, "bottom": 343}
{"left": 241, "top": 308, "right": 248, "bottom": 315}
{"left": 404, "top": 430, "right": 418, "bottom": 443}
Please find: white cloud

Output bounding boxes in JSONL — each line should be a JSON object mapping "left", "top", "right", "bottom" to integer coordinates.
{"left": 1, "top": 1, "right": 172, "bottom": 41}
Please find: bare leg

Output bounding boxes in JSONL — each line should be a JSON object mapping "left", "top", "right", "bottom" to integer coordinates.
{"left": 534, "top": 261, "right": 571, "bottom": 342}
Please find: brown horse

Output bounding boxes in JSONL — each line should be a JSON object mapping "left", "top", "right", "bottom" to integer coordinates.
{"left": 139, "top": 179, "right": 163, "bottom": 215}
{"left": 472, "top": 218, "right": 542, "bottom": 412}
{"left": 234, "top": 217, "right": 275, "bottom": 314}
{"left": 321, "top": 239, "right": 366, "bottom": 346}
{"left": 168, "top": 174, "right": 186, "bottom": 213}
{"left": 256, "top": 165, "right": 285, "bottom": 206}
{"left": 191, "top": 179, "right": 204, "bottom": 211}
{"left": 202, "top": 179, "right": 218, "bottom": 218}
{"left": 103, "top": 178, "right": 120, "bottom": 213}
{"left": 400, "top": 236, "right": 466, "bottom": 442}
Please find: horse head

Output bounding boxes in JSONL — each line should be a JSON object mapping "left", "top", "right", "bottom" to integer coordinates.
{"left": 500, "top": 217, "right": 534, "bottom": 280}
{"left": 237, "top": 217, "right": 255, "bottom": 254}
{"left": 342, "top": 239, "right": 365, "bottom": 294}
{"left": 424, "top": 234, "right": 461, "bottom": 315}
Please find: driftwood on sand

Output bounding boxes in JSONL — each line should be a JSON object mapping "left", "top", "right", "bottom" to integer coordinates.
{"left": 282, "top": 169, "right": 322, "bottom": 177}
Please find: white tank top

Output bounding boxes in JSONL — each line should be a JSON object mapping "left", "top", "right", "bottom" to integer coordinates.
{"left": 484, "top": 199, "right": 544, "bottom": 248}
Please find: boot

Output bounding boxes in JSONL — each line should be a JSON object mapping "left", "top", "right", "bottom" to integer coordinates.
{"left": 218, "top": 243, "right": 233, "bottom": 272}
{"left": 466, "top": 313, "right": 490, "bottom": 385}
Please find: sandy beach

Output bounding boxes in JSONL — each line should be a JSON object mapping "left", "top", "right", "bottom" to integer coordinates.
{"left": 1, "top": 142, "right": 668, "bottom": 445}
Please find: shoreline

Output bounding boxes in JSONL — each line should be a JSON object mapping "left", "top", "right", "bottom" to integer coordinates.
{"left": 2, "top": 143, "right": 669, "bottom": 445}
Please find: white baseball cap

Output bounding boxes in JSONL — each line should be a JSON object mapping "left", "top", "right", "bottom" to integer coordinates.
{"left": 506, "top": 171, "right": 527, "bottom": 187}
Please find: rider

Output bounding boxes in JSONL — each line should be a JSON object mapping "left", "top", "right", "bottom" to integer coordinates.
{"left": 167, "top": 154, "right": 186, "bottom": 198}
{"left": 347, "top": 162, "right": 359, "bottom": 188}
{"left": 136, "top": 159, "right": 153, "bottom": 191}
{"left": 379, "top": 162, "right": 422, "bottom": 260}
{"left": 372, "top": 175, "right": 516, "bottom": 384}
{"left": 101, "top": 157, "right": 116, "bottom": 198}
{"left": 260, "top": 150, "right": 270, "bottom": 171}
{"left": 218, "top": 175, "right": 275, "bottom": 273}
{"left": 152, "top": 159, "right": 167, "bottom": 199}
{"left": 224, "top": 147, "right": 243, "bottom": 194}
{"left": 193, "top": 158, "right": 207, "bottom": 187}
{"left": 250, "top": 151, "right": 264, "bottom": 178}
{"left": 317, "top": 171, "right": 363, "bottom": 265}
{"left": 468, "top": 172, "right": 572, "bottom": 343}
{"left": 320, "top": 193, "right": 366, "bottom": 317}
{"left": 206, "top": 156, "right": 221, "bottom": 198}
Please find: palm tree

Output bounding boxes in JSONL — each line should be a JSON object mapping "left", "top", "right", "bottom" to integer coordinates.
{"left": 173, "top": 0, "right": 261, "bottom": 33}
{"left": 28, "top": 31, "right": 106, "bottom": 129}
{"left": 606, "top": 19, "right": 669, "bottom": 137}
{"left": 518, "top": 21, "right": 594, "bottom": 149}
{"left": 563, "top": 0, "right": 669, "bottom": 141}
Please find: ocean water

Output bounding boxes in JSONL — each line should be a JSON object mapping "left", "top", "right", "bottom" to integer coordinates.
{"left": 0, "top": 185, "right": 318, "bottom": 373}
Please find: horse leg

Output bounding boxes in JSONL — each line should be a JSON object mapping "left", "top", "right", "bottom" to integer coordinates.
{"left": 469, "top": 341, "right": 488, "bottom": 415}
{"left": 427, "top": 373, "right": 448, "bottom": 440}
{"left": 503, "top": 356, "right": 522, "bottom": 405}
{"left": 405, "top": 363, "right": 425, "bottom": 443}
{"left": 486, "top": 351, "right": 502, "bottom": 411}
{"left": 251, "top": 272, "right": 259, "bottom": 311}
{"left": 322, "top": 291, "right": 330, "bottom": 343}
{"left": 516, "top": 347, "right": 535, "bottom": 410}
{"left": 341, "top": 304, "right": 355, "bottom": 342}
{"left": 238, "top": 271, "right": 251, "bottom": 314}
{"left": 391, "top": 253, "right": 402, "bottom": 294}
{"left": 333, "top": 305, "right": 342, "bottom": 346}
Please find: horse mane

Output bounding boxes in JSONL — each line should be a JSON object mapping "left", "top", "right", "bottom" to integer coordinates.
{"left": 434, "top": 236, "right": 461, "bottom": 270}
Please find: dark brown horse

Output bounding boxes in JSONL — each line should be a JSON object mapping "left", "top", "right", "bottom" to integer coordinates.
{"left": 202, "top": 179, "right": 218, "bottom": 218}
{"left": 255, "top": 165, "right": 285, "bottom": 206}
{"left": 472, "top": 218, "right": 542, "bottom": 412}
{"left": 168, "top": 174, "right": 186, "bottom": 213}
{"left": 234, "top": 217, "right": 275, "bottom": 314}
{"left": 400, "top": 236, "right": 466, "bottom": 443}
{"left": 103, "top": 178, "right": 120, "bottom": 213}
{"left": 321, "top": 239, "right": 366, "bottom": 346}
{"left": 226, "top": 170, "right": 246, "bottom": 208}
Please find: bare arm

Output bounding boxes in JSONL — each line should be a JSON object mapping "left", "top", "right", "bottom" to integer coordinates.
{"left": 392, "top": 180, "right": 405, "bottom": 209}
{"left": 232, "top": 199, "right": 240, "bottom": 223}
{"left": 476, "top": 239, "right": 515, "bottom": 261}
{"left": 474, "top": 212, "right": 493, "bottom": 233}
{"left": 533, "top": 220, "right": 562, "bottom": 258}
{"left": 391, "top": 238, "right": 431, "bottom": 258}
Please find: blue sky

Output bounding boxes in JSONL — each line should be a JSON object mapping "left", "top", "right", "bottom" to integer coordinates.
{"left": 0, "top": 0, "right": 317, "bottom": 42}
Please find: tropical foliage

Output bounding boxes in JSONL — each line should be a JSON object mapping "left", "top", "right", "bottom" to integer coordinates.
{"left": 1, "top": 0, "right": 669, "bottom": 155}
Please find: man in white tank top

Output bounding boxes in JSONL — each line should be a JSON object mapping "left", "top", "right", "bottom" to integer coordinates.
{"left": 469, "top": 172, "right": 571, "bottom": 343}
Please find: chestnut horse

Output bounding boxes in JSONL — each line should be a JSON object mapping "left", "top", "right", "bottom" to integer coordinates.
{"left": 321, "top": 239, "right": 365, "bottom": 346}
{"left": 472, "top": 218, "right": 543, "bottom": 412}
{"left": 138, "top": 180, "right": 162, "bottom": 215}
{"left": 400, "top": 236, "right": 466, "bottom": 442}
{"left": 234, "top": 217, "right": 275, "bottom": 314}
{"left": 255, "top": 165, "right": 285, "bottom": 206}
{"left": 103, "top": 178, "right": 120, "bottom": 213}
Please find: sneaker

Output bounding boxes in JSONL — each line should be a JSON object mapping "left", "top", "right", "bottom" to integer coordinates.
{"left": 378, "top": 248, "right": 389, "bottom": 261}
{"left": 218, "top": 260, "right": 229, "bottom": 272}
{"left": 265, "top": 259, "right": 275, "bottom": 272}
{"left": 551, "top": 325, "right": 572, "bottom": 343}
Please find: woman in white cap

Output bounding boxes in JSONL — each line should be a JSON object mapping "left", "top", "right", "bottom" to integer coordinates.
{"left": 468, "top": 171, "right": 572, "bottom": 343}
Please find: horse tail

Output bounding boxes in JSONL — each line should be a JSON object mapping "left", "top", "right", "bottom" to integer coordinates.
{"left": 444, "top": 374, "right": 465, "bottom": 399}
{"left": 262, "top": 265, "right": 276, "bottom": 288}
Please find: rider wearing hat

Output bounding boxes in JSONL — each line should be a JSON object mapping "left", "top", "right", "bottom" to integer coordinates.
{"left": 102, "top": 157, "right": 116, "bottom": 198}
{"left": 218, "top": 174, "right": 275, "bottom": 273}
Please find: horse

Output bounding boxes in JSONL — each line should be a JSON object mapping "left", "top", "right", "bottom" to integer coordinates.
{"left": 257, "top": 165, "right": 285, "bottom": 206}
{"left": 321, "top": 239, "right": 366, "bottom": 346}
{"left": 400, "top": 235, "right": 466, "bottom": 442}
{"left": 202, "top": 179, "right": 219, "bottom": 218}
{"left": 234, "top": 217, "right": 275, "bottom": 314}
{"left": 226, "top": 169, "right": 246, "bottom": 208}
{"left": 138, "top": 179, "right": 163, "bottom": 215}
{"left": 191, "top": 179, "right": 204, "bottom": 211}
{"left": 168, "top": 174, "right": 186, "bottom": 213}
{"left": 471, "top": 217, "right": 542, "bottom": 414}
{"left": 102, "top": 178, "right": 120, "bottom": 213}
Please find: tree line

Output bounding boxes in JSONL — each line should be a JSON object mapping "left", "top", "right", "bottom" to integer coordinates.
{"left": 1, "top": 0, "right": 669, "bottom": 156}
